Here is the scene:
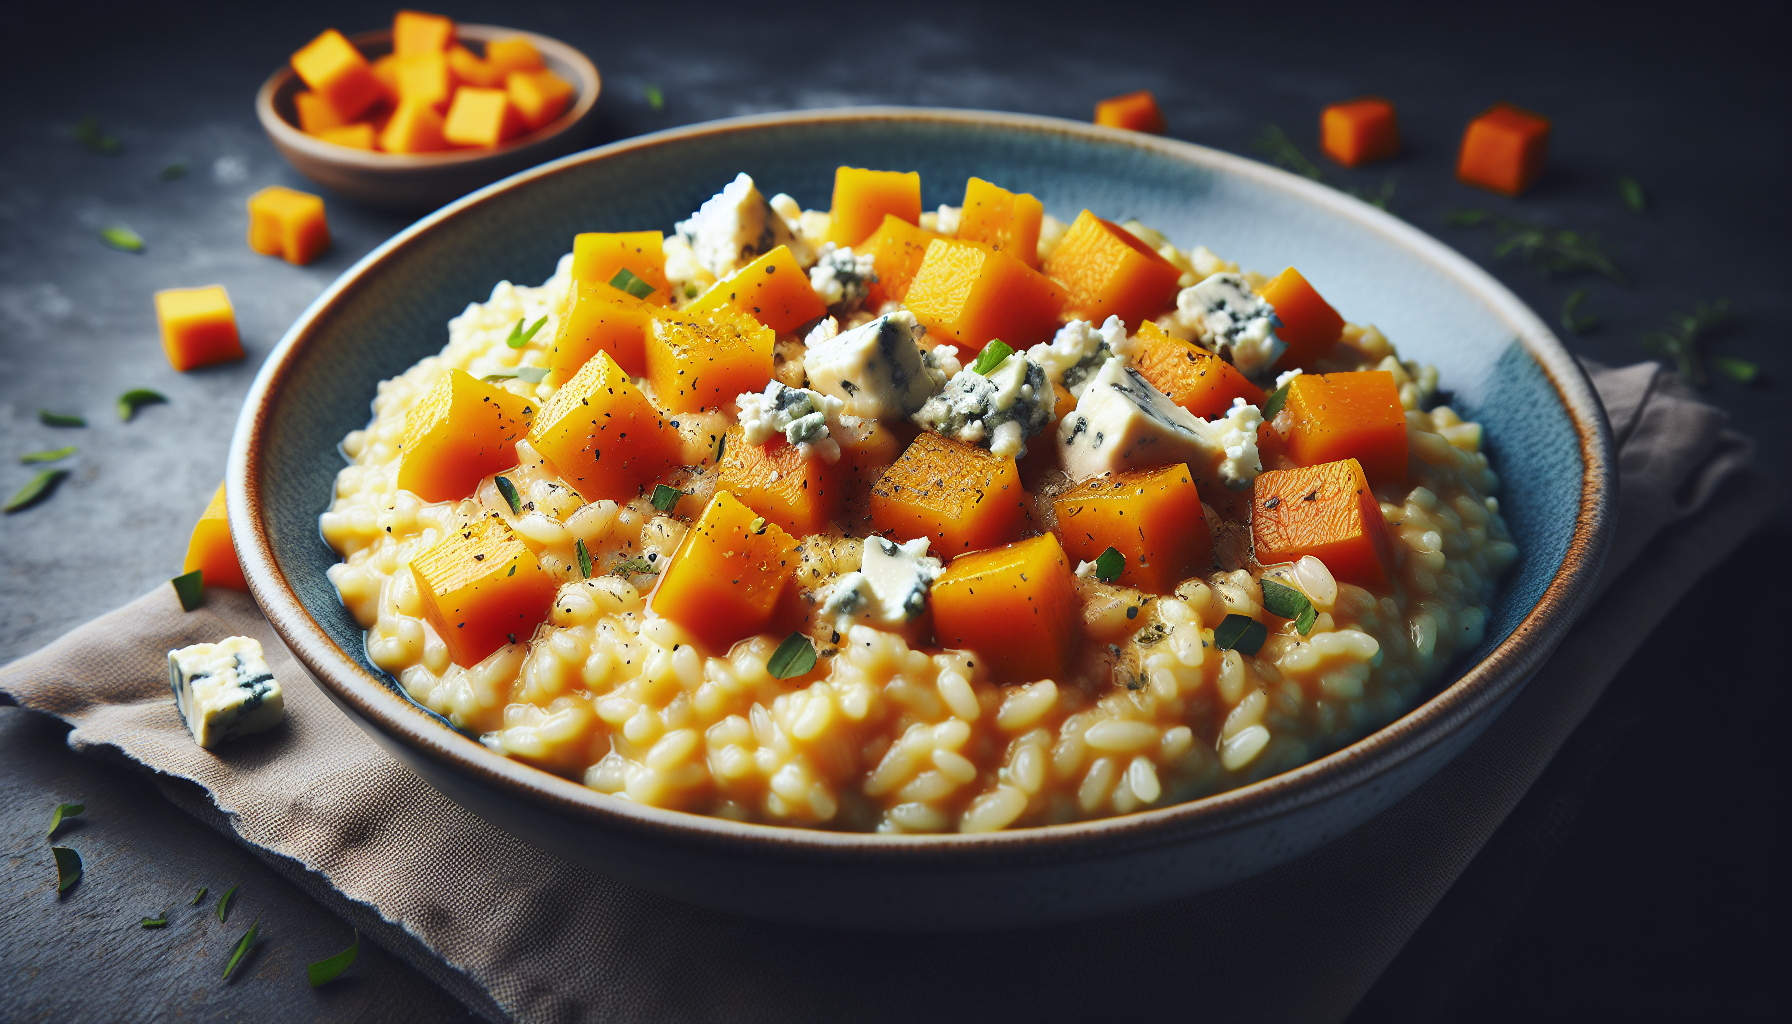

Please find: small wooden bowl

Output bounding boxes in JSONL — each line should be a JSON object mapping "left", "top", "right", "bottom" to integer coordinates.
{"left": 256, "top": 24, "right": 600, "bottom": 211}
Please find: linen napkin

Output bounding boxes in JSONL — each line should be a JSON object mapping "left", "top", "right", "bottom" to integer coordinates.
{"left": 0, "top": 360, "right": 1771, "bottom": 1024}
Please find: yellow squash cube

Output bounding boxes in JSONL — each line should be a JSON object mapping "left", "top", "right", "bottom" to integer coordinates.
{"left": 247, "top": 186, "right": 330, "bottom": 266}
{"left": 410, "top": 514, "right": 558, "bottom": 667}
{"left": 154, "top": 286, "right": 244, "bottom": 372}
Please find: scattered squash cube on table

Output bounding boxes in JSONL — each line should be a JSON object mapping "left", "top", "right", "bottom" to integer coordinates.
{"left": 1094, "top": 90, "right": 1166, "bottom": 134}
{"left": 1322, "top": 96, "right": 1401, "bottom": 167}
{"left": 154, "top": 285, "right": 244, "bottom": 371}
{"left": 247, "top": 185, "right": 331, "bottom": 266}
{"left": 183, "top": 481, "right": 248, "bottom": 591}
{"left": 443, "top": 86, "right": 522, "bottom": 148}
{"left": 1457, "top": 102, "right": 1551, "bottom": 196}
{"left": 291, "top": 28, "right": 383, "bottom": 122}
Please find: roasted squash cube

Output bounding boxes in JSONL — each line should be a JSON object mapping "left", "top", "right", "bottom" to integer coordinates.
{"left": 644, "top": 311, "right": 775, "bottom": 412}
{"left": 397, "top": 369, "right": 536, "bottom": 502}
{"left": 294, "top": 90, "right": 354, "bottom": 134}
{"left": 1457, "top": 103, "right": 1550, "bottom": 197}
{"left": 369, "top": 55, "right": 402, "bottom": 104}
{"left": 395, "top": 50, "right": 454, "bottom": 110}
{"left": 860, "top": 214, "right": 947, "bottom": 307}
{"left": 569, "top": 231, "right": 670, "bottom": 304}
{"left": 684, "top": 244, "right": 826, "bottom": 333}
{"left": 247, "top": 186, "right": 330, "bottom": 266}
{"left": 1094, "top": 90, "right": 1167, "bottom": 134}
{"left": 956, "top": 176, "right": 1045, "bottom": 268}
{"left": 1053, "top": 464, "right": 1212, "bottom": 593}
{"left": 550, "top": 282, "right": 658, "bottom": 380}
{"left": 393, "top": 9, "right": 456, "bottom": 56}
{"left": 442, "top": 86, "right": 521, "bottom": 148}
{"left": 1132, "top": 320, "right": 1265, "bottom": 420}
{"left": 1258, "top": 267, "right": 1345, "bottom": 370}
{"left": 291, "top": 29, "right": 382, "bottom": 121}
{"left": 317, "top": 123, "right": 377, "bottom": 150}
{"left": 410, "top": 514, "right": 558, "bottom": 666}
{"left": 379, "top": 97, "right": 449, "bottom": 153}
{"left": 1252, "top": 459, "right": 1394, "bottom": 590}
{"left": 1046, "top": 210, "right": 1182, "bottom": 330}
{"left": 902, "top": 238, "right": 1064, "bottom": 354}
{"left": 483, "top": 36, "right": 545, "bottom": 79}
{"left": 183, "top": 481, "right": 247, "bottom": 592}
{"left": 828, "top": 166, "right": 922, "bottom": 247}
{"left": 931, "top": 533, "right": 1080, "bottom": 682}
{"left": 529, "top": 351, "right": 679, "bottom": 501}
{"left": 648, "top": 490, "right": 799, "bottom": 653}
{"left": 870, "top": 432, "right": 1029, "bottom": 556}
{"left": 1322, "top": 97, "right": 1400, "bottom": 168}
{"left": 506, "top": 68, "right": 574, "bottom": 131}
{"left": 447, "top": 44, "right": 500, "bottom": 88}
{"left": 154, "top": 285, "right": 243, "bottom": 372}
{"left": 717, "top": 426, "right": 845, "bottom": 537}
{"left": 1280, "top": 371, "right": 1408, "bottom": 486}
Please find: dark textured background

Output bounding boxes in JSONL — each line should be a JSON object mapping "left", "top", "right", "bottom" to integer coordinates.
{"left": 2, "top": 2, "right": 1786, "bottom": 1021}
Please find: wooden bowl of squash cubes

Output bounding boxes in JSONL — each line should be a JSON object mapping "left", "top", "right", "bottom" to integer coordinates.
{"left": 257, "top": 12, "right": 601, "bottom": 211}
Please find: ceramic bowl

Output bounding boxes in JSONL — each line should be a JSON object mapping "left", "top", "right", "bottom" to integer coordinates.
{"left": 230, "top": 108, "right": 1613, "bottom": 931}
{"left": 255, "top": 24, "right": 600, "bottom": 210}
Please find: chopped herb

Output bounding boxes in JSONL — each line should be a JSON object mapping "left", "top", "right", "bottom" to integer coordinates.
{"left": 307, "top": 930, "right": 360, "bottom": 987}
{"left": 1642, "top": 298, "right": 1730, "bottom": 387}
{"left": 504, "top": 316, "right": 549, "bottom": 350}
{"left": 1711, "top": 356, "right": 1760, "bottom": 385}
{"left": 216, "top": 882, "right": 240, "bottom": 922}
{"left": 767, "top": 632, "right": 817, "bottom": 679}
{"left": 644, "top": 83, "right": 665, "bottom": 111}
{"left": 970, "top": 339, "right": 1015, "bottom": 375}
{"left": 1262, "top": 382, "right": 1291, "bottom": 419}
{"left": 5, "top": 469, "right": 67, "bottom": 513}
{"left": 1213, "top": 613, "right": 1268, "bottom": 655}
{"left": 39, "top": 410, "right": 86, "bottom": 428}
{"left": 613, "top": 556, "right": 655, "bottom": 575}
{"left": 1448, "top": 209, "right": 1626, "bottom": 285}
{"left": 713, "top": 433, "right": 727, "bottom": 464}
{"left": 142, "top": 913, "right": 169, "bottom": 929}
{"left": 1260, "top": 579, "right": 1317, "bottom": 636}
{"left": 48, "top": 802, "right": 85, "bottom": 838}
{"left": 222, "top": 915, "right": 260, "bottom": 982}
{"left": 576, "top": 538, "right": 593, "bottom": 578}
{"left": 494, "top": 475, "right": 522, "bottom": 513}
{"left": 481, "top": 366, "right": 551, "bottom": 384}
{"left": 73, "top": 115, "right": 121, "bottom": 155}
{"left": 651, "top": 484, "right": 685, "bottom": 512}
{"left": 1560, "top": 288, "right": 1598, "bottom": 335}
{"left": 609, "top": 268, "right": 655, "bottom": 299}
{"left": 159, "top": 161, "right": 188, "bottom": 182}
{"left": 1094, "top": 546, "right": 1125, "bottom": 584}
{"left": 100, "top": 225, "right": 146, "bottom": 253}
{"left": 117, "top": 388, "right": 168, "bottom": 421}
{"left": 53, "top": 847, "right": 82, "bottom": 895}
{"left": 191, "top": 886, "right": 209, "bottom": 906}
{"left": 684, "top": 284, "right": 699, "bottom": 299}
{"left": 21, "top": 446, "right": 78, "bottom": 464}
{"left": 506, "top": 564, "right": 516, "bottom": 577}
{"left": 172, "top": 569, "right": 205, "bottom": 611}
{"left": 1617, "top": 174, "right": 1647, "bottom": 214}
{"left": 1295, "top": 604, "right": 1318, "bottom": 634}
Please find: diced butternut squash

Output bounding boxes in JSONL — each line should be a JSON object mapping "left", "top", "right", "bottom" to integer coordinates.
{"left": 859, "top": 214, "right": 947, "bottom": 307}
{"left": 569, "top": 231, "right": 671, "bottom": 304}
{"left": 395, "top": 50, "right": 454, "bottom": 110}
{"left": 550, "top": 282, "right": 657, "bottom": 380}
{"left": 183, "top": 481, "right": 247, "bottom": 592}
{"left": 154, "top": 286, "right": 243, "bottom": 372}
{"left": 1252, "top": 459, "right": 1394, "bottom": 590}
{"left": 369, "top": 55, "right": 402, "bottom": 104}
{"left": 1052, "top": 464, "right": 1211, "bottom": 594}
{"left": 1279, "top": 370, "right": 1407, "bottom": 486}
{"left": 828, "top": 166, "right": 922, "bottom": 247}
{"left": 291, "top": 29, "right": 383, "bottom": 121}
{"left": 1045, "top": 210, "right": 1181, "bottom": 329}
{"left": 393, "top": 10, "right": 455, "bottom": 56}
{"left": 317, "top": 123, "right": 377, "bottom": 150}
{"left": 648, "top": 490, "right": 799, "bottom": 653}
{"left": 1132, "top": 320, "right": 1265, "bottom": 420}
{"left": 506, "top": 68, "right": 574, "bottom": 131}
{"left": 837, "top": 416, "right": 904, "bottom": 506}
{"left": 1322, "top": 97, "right": 1400, "bottom": 168}
{"left": 1457, "top": 103, "right": 1550, "bottom": 197}
{"left": 410, "top": 514, "right": 558, "bottom": 666}
{"left": 379, "top": 97, "right": 449, "bottom": 153}
{"left": 870, "top": 432, "right": 1029, "bottom": 556}
{"left": 1258, "top": 267, "right": 1345, "bottom": 370}
{"left": 294, "top": 90, "right": 353, "bottom": 134}
{"left": 717, "top": 426, "right": 844, "bottom": 537}
{"left": 442, "top": 86, "right": 521, "bottom": 148}
{"left": 1093, "top": 90, "right": 1166, "bottom": 134}
{"left": 644, "top": 310, "right": 776, "bottom": 412}
{"left": 956, "top": 177, "right": 1044, "bottom": 269}
{"left": 529, "top": 351, "right": 680, "bottom": 501}
{"left": 247, "top": 186, "right": 330, "bottom": 266}
{"left": 684, "top": 245, "right": 826, "bottom": 333}
{"left": 930, "top": 533, "right": 1079, "bottom": 682}
{"left": 902, "top": 238, "right": 1064, "bottom": 354}
{"left": 397, "top": 369, "right": 536, "bottom": 502}
{"left": 484, "top": 36, "right": 545, "bottom": 78}
{"left": 447, "top": 44, "right": 500, "bottom": 87}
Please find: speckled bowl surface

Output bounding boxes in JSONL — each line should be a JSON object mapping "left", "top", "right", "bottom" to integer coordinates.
{"left": 230, "top": 108, "right": 1613, "bottom": 930}
{"left": 255, "top": 24, "right": 600, "bottom": 210}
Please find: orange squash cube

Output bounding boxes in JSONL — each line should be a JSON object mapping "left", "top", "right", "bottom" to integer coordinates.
{"left": 956, "top": 176, "right": 1045, "bottom": 269}
{"left": 828, "top": 166, "right": 922, "bottom": 247}
{"left": 1252, "top": 459, "right": 1394, "bottom": 590}
{"left": 369, "top": 55, "right": 402, "bottom": 104}
{"left": 684, "top": 245, "right": 826, "bottom": 333}
{"left": 442, "top": 87, "right": 522, "bottom": 148}
{"left": 1457, "top": 103, "right": 1550, "bottom": 197}
{"left": 1279, "top": 371, "right": 1408, "bottom": 486}
{"left": 154, "top": 286, "right": 243, "bottom": 372}
{"left": 1322, "top": 97, "right": 1401, "bottom": 168}
{"left": 1046, "top": 210, "right": 1182, "bottom": 330}
{"left": 247, "top": 186, "right": 330, "bottom": 266}
{"left": 569, "top": 231, "right": 671, "bottom": 304}
{"left": 379, "top": 97, "right": 449, "bottom": 153}
{"left": 506, "top": 68, "right": 574, "bottom": 131}
{"left": 529, "top": 351, "right": 679, "bottom": 502}
{"left": 484, "top": 36, "right": 545, "bottom": 79}
{"left": 397, "top": 369, "right": 537, "bottom": 502}
{"left": 550, "top": 282, "right": 658, "bottom": 380}
{"left": 931, "top": 533, "right": 1080, "bottom": 682}
{"left": 644, "top": 311, "right": 775, "bottom": 412}
{"left": 395, "top": 50, "right": 454, "bottom": 110}
{"left": 648, "top": 490, "right": 800, "bottom": 653}
{"left": 1052, "top": 464, "right": 1212, "bottom": 594}
{"left": 316, "top": 123, "right": 377, "bottom": 150}
{"left": 393, "top": 10, "right": 455, "bottom": 56}
{"left": 1094, "top": 90, "right": 1166, "bottom": 134}
{"left": 291, "top": 29, "right": 382, "bottom": 121}
{"left": 1132, "top": 320, "right": 1265, "bottom": 420}
{"left": 902, "top": 238, "right": 1065, "bottom": 354}
{"left": 870, "top": 432, "right": 1029, "bottom": 557}
{"left": 859, "top": 214, "right": 947, "bottom": 307}
{"left": 447, "top": 44, "right": 500, "bottom": 88}
{"left": 717, "top": 426, "right": 845, "bottom": 537}
{"left": 410, "top": 514, "right": 558, "bottom": 666}
{"left": 182, "top": 481, "right": 247, "bottom": 592}
{"left": 1257, "top": 267, "right": 1345, "bottom": 370}
{"left": 294, "top": 90, "right": 353, "bottom": 135}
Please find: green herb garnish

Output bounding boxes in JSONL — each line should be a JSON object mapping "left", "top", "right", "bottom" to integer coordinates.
{"left": 1213, "top": 614, "right": 1268, "bottom": 655}
{"left": 1642, "top": 299, "right": 1731, "bottom": 387}
{"left": 5, "top": 469, "right": 67, "bottom": 513}
{"left": 612, "top": 556, "right": 655, "bottom": 575}
{"left": 1252, "top": 124, "right": 1397, "bottom": 210}
{"left": 216, "top": 883, "right": 239, "bottom": 922}
{"left": 307, "top": 930, "right": 359, "bottom": 987}
{"left": 650, "top": 484, "right": 685, "bottom": 512}
{"left": 609, "top": 268, "right": 655, "bottom": 300}
{"left": 142, "top": 913, "right": 169, "bottom": 929}
{"left": 713, "top": 432, "right": 727, "bottom": 465}
{"left": 1448, "top": 210, "right": 1626, "bottom": 285}
{"left": 159, "top": 161, "right": 188, "bottom": 182}
{"left": 970, "top": 339, "right": 1015, "bottom": 375}
{"left": 22, "top": 446, "right": 77, "bottom": 464}
{"left": 1262, "top": 382, "right": 1291, "bottom": 419}
{"left": 576, "top": 538, "right": 593, "bottom": 579}
{"left": 222, "top": 915, "right": 260, "bottom": 981}
{"left": 53, "top": 847, "right": 82, "bottom": 895}
{"left": 1093, "top": 546, "right": 1125, "bottom": 584}
{"left": 481, "top": 366, "right": 551, "bottom": 384}
{"left": 767, "top": 632, "right": 817, "bottom": 679}
{"left": 1560, "top": 288, "right": 1598, "bottom": 335}
{"left": 118, "top": 388, "right": 168, "bottom": 422}
{"left": 172, "top": 569, "right": 205, "bottom": 611}
{"left": 191, "top": 886, "right": 209, "bottom": 906}
{"left": 1711, "top": 356, "right": 1760, "bottom": 385}
{"left": 100, "top": 225, "right": 146, "bottom": 253}
{"left": 73, "top": 115, "right": 121, "bottom": 155}
{"left": 1260, "top": 579, "right": 1317, "bottom": 636}
{"left": 48, "top": 802, "right": 85, "bottom": 838}
{"left": 504, "top": 316, "right": 548, "bottom": 349}
{"left": 644, "top": 83, "right": 665, "bottom": 111}
{"left": 494, "top": 475, "right": 522, "bottom": 513}
{"left": 39, "top": 410, "right": 86, "bottom": 428}
{"left": 1617, "top": 174, "right": 1647, "bottom": 214}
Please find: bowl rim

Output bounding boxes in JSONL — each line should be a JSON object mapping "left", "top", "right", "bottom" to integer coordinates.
{"left": 254, "top": 22, "right": 601, "bottom": 171}
{"left": 229, "top": 106, "right": 1614, "bottom": 864}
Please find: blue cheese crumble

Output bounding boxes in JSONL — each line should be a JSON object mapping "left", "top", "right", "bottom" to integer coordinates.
{"left": 1213, "top": 397, "right": 1264, "bottom": 489}
{"left": 1027, "top": 315, "right": 1132, "bottom": 398}
{"left": 168, "top": 636, "right": 284, "bottom": 749}
{"left": 1175, "top": 273, "right": 1286, "bottom": 380}
{"left": 1057, "top": 357, "right": 1225, "bottom": 480}
{"left": 912, "top": 351, "right": 1053, "bottom": 459}
{"left": 674, "top": 173, "right": 805, "bottom": 280}
{"left": 808, "top": 242, "right": 877, "bottom": 314}
{"left": 821, "top": 536, "right": 942, "bottom": 627}
{"left": 736, "top": 381, "right": 847, "bottom": 463}
{"left": 803, "top": 310, "right": 946, "bottom": 420}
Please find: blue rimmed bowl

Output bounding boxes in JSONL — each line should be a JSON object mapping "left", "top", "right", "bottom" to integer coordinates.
{"left": 229, "top": 108, "right": 1613, "bottom": 930}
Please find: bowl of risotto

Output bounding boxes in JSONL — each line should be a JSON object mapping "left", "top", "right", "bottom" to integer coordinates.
{"left": 230, "top": 108, "right": 1613, "bottom": 929}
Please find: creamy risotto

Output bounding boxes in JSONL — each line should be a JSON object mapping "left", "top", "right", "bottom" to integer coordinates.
{"left": 321, "top": 169, "right": 1515, "bottom": 833}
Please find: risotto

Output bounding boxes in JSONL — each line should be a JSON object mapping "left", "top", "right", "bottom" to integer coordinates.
{"left": 321, "top": 169, "right": 1515, "bottom": 833}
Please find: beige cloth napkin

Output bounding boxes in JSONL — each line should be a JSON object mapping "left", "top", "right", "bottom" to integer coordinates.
{"left": 0, "top": 361, "right": 1772, "bottom": 1024}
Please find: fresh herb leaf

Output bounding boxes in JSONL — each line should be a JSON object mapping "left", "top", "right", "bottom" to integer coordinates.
{"left": 5, "top": 469, "right": 67, "bottom": 513}
{"left": 159, "top": 161, "right": 188, "bottom": 182}
{"left": 117, "top": 388, "right": 168, "bottom": 422}
{"left": 505, "top": 316, "right": 548, "bottom": 350}
{"left": 307, "top": 930, "right": 359, "bottom": 987}
{"left": 1560, "top": 288, "right": 1598, "bottom": 335}
{"left": 644, "top": 83, "right": 665, "bottom": 111}
{"left": 1262, "top": 382, "right": 1291, "bottom": 419}
{"left": 1094, "top": 546, "right": 1125, "bottom": 584}
{"left": 216, "top": 883, "right": 240, "bottom": 922}
{"left": 100, "top": 225, "right": 146, "bottom": 253}
{"left": 650, "top": 484, "right": 685, "bottom": 512}
{"left": 481, "top": 366, "right": 551, "bottom": 384}
{"left": 1252, "top": 124, "right": 1324, "bottom": 181}
{"left": 970, "top": 339, "right": 1015, "bottom": 375}
{"left": 608, "top": 268, "right": 655, "bottom": 300}
{"left": 73, "top": 115, "right": 121, "bottom": 155}
{"left": 191, "top": 886, "right": 209, "bottom": 906}
{"left": 1617, "top": 174, "right": 1647, "bottom": 214}
{"left": 53, "top": 847, "right": 82, "bottom": 895}
{"left": 1448, "top": 210, "right": 1626, "bottom": 285}
{"left": 1260, "top": 579, "right": 1316, "bottom": 635}
{"left": 142, "top": 913, "right": 169, "bottom": 929}
{"left": 494, "top": 475, "right": 522, "bottom": 513}
{"left": 222, "top": 915, "right": 260, "bottom": 981}
{"left": 172, "top": 569, "right": 205, "bottom": 611}
{"left": 713, "top": 433, "right": 727, "bottom": 465}
{"left": 575, "top": 538, "right": 593, "bottom": 579}
{"left": 1213, "top": 614, "right": 1268, "bottom": 655}
{"left": 613, "top": 556, "right": 655, "bottom": 575}
{"left": 1642, "top": 299, "right": 1730, "bottom": 387}
{"left": 767, "top": 632, "right": 817, "bottom": 679}
{"left": 39, "top": 410, "right": 86, "bottom": 428}
{"left": 22, "top": 446, "right": 78, "bottom": 464}
{"left": 1294, "top": 604, "right": 1318, "bottom": 634}
{"left": 48, "top": 802, "right": 85, "bottom": 838}
{"left": 1711, "top": 356, "right": 1759, "bottom": 385}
